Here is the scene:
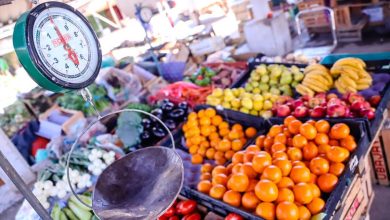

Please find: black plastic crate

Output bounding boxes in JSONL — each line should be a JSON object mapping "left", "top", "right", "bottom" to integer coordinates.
{"left": 183, "top": 114, "right": 369, "bottom": 220}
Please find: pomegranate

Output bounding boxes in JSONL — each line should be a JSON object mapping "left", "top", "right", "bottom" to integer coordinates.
{"left": 327, "top": 104, "right": 346, "bottom": 118}
{"left": 326, "top": 93, "right": 338, "bottom": 101}
{"left": 327, "top": 98, "right": 341, "bottom": 107}
{"left": 293, "top": 106, "right": 309, "bottom": 117}
{"left": 369, "top": 95, "right": 381, "bottom": 107}
{"left": 348, "top": 93, "right": 365, "bottom": 104}
{"left": 293, "top": 99, "right": 304, "bottom": 109}
{"left": 311, "top": 106, "right": 326, "bottom": 118}
{"left": 361, "top": 108, "right": 375, "bottom": 120}
{"left": 350, "top": 101, "right": 365, "bottom": 112}
{"left": 277, "top": 105, "right": 291, "bottom": 117}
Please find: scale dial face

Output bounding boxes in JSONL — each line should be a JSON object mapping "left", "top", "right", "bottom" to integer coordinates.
{"left": 20, "top": 2, "right": 102, "bottom": 90}
{"left": 139, "top": 7, "right": 153, "bottom": 23}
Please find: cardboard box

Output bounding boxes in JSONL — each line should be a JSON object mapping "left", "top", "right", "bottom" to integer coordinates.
{"left": 370, "top": 135, "right": 390, "bottom": 185}
{"left": 189, "top": 37, "right": 226, "bottom": 56}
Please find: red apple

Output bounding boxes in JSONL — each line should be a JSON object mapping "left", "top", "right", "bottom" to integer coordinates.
{"left": 350, "top": 101, "right": 365, "bottom": 112}
{"left": 271, "top": 105, "right": 278, "bottom": 115}
{"left": 293, "top": 106, "right": 309, "bottom": 117}
{"left": 361, "top": 108, "right": 375, "bottom": 120}
{"left": 293, "top": 99, "right": 304, "bottom": 109}
{"left": 362, "top": 101, "right": 371, "bottom": 109}
{"left": 308, "top": 98, "right": 321, "bottom": 108}
{"left": 277, "top": 105, "right": 291, "bottom": 117}
{"left": 327, "top": 93, "right": 338, "bottom": 101}
{"left": 348, "top": 93, "right": 365, "bottom": 104}
{"left": 327, "top": 104, "right": 346, "bottom": 118}
{"left": 344, "top": 107, "right": 350, "bottom": 117}
{"left": 311, "top": 106, "right": 326, "bottom": 118}
{"left": 369, "top": 95, "right": 381, "bottom": 107}
{"left": 327, "top": 98, "right": 341, "bottom": 107}
{"left": 301, "top": 95, "right": 311, "bottom": 101}
{"left": 346, "top": 110, "right": 355, "bottom": 118}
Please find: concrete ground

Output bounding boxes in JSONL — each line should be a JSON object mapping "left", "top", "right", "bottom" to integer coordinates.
{"left": 370, "top": 185, "right": 390, "bottom": 220}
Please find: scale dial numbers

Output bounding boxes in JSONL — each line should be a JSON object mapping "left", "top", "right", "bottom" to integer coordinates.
{"left": 31, "top": 6, "right": 100, "bottom": 86}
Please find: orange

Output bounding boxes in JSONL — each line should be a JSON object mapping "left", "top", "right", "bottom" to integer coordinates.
{"left": 210, "top": 125, "right": 217, "bottom": 133}
{"left": 246, "top": 145, "right": 261, "bottom": 153}
{"left": 314, "top": 133, "right": 329, "bottom": 146}
{"left": 223, "top": 190, "right": 241, "bottom": 207}
{"left": 252, "top": 153, "right": 272, "bottom": 173}
{"left": 340, "top": 135, "right": 357, "bottom": 152}
{"left": 231, "top": 124, "right": 243, "bottom": 131}
{"left": 242, "top": 191, "right": 261, "bottom": 210}
{"left": 292, "top": 134, "right": 308, "bottom": 149}
{"left": 283, "top": 128, "right": 292, "bottom": 139}
{"left": 198, "top": 146, "right": 207, "bottom": 156}
{"left": 214, "top": 150, "right": 225, "bottom": 161}
{"left": 269, "top": 125, "right": 283, "bottom": 137}
{"left": 273, "top": 151, "right": 289, "bottom": 160}
{"left": 288, "top": 120, "right": 302, "bottom": 135}
{"left": 276, "top": 188, "right": 295, "bottom": 203}
{"left": 189, "top": 145, "right": 199, "bottom": 154}
{"left": 330, "top": 123, "right": 350, "bottom": 139}
{"left": 261, "top": 165, "right": 282, "bottom": 183}
{"left": 271, "top": 143, "right": 287, "bottom": 154}
{"left": 306, "top": 120, "right": 316, "bottom": 126}
{"left": 215, "top": 157, "right": 227, "bottom": 165}
{"left": 293, "top": 183, "right": 313, "bottom": 204}
{"left": 200, "top": 117, "right": 211, "bottom": 126}
{"left": 232, "top": 163, "right": 243, "bottom": 174}
{"left": 309, "top": 173, "right": 317, "bottom": 184}
{"left": 225, "top": 151, "right": 235, "bottom": 160}
{"left": 232, "top": 151, "right": 244, "bottom": 164}
{"left": 245, "top": 127, "right": 257, "bottom": 138}
{"left": 201, "top": 163, "right": 213, "bottom": 173}
{"left": 205, "top": 108, "right": 217, "bottom": 117}
{"left": 309, "top": 183, "right": 321, "bottom": 198}
{"left": 315, "top": 120, "right": 330, "bottom": 133}
{"left": 290, "top": 166, "right": 311, "bottom": 183}
{"left": 299, "top": 123, "right": 317, "bottom": 140}
{"left": 212, "top": 165, "right": 228, "bottom": 176}
{"left": 302, "top": 142, "right": 319, "bottom": 161}
{"left": 211, "top": 115, "right": 223, "bottom": 126}
{"left": 219, "top": 128, "right": 230, "bottom": 137}
{"left": 326, "top": 146, "right": 350, "bottom": 163}
{"left": 318, "top": 144, "right": 331, "bottom": 154}
{"left": 255, "top": 179, "right": 279, "bottom": 202}
{"left": 191, "top": 136, "right": 202, "bottom": 146}
{"left": 329, "top": 162, "right": 345, "bottom": 177}
{"left": 309, "top": 157, "right": 329, "bottom": 175}
{"left": 277, "top": 177, "right": 295, "bottom": 189}
{"left": 276, "top": 201, "right": 299, "bottom": 220}
{"left": 209, "top": 184, "right": 227, "bottom": 199}
{"left": 200, "top": 173, "right": 212, "bottom": 180}
{"left": 264, "top": 136, "right": 274, "bottom": 149}
{"left": 256, "top": 135, "right": 266, "bottom": 148}
{"left": 200, "top": 140, "right": 210, "bottom": 148}
{"left": 328, "top": 139, "right": 340, "bottom": 146}
{"left": 273, "top": 159, "right": 292, "bottom": 177}
{"left": 228, "top": 130, "right": 240, "bottom": 140}
{"left": 197, "top": 180, "right": 212, "bottom": 194}
{"left": 307, "top": 197, "right": 325, "bottom": 215}
{"left": 256, "top": 202, "right": 275, "bottom": 220}
{"left": 231, "top": 140, "right": 244, "bottom": 151}
{"left": 206, "top": 148, "right": 216, "bottom": 159}
{"left": 284, "top": 116, "right": 297, "bottom": 126}
{"left": 200, "top": 126, "right": 212, "bottom": 137}
{"left": 244, "top": 151, "right": 256, "bottom": 163}
{"left": 298, "top": 206, "right": 311, "bottom": 220}
{"left": 274, "top": 133, "right": 287, "bottom": 145}
{"left": 317, "top": 173, "right": 338, "bottom": 193}
{"left": 188, "top": 112, "right": 198, "bottom": 121}
{"left": 240, "top": 162, "right": 258, "bottom": 179}
{"left": 287, "top": 147, "right": 303, "bottom": 161}
{"left": 226, "top": 163, "right": 234, "bottom": 174}
{"left": 219, "top": 121, "right": 229, "bottom": 129}
{"left": 209, "top": 132, "right": 219, "bottom": 141}
{"left": 227, "top": 173, "right": 249, "bottom": 192}
{"left": 197, "top": 109, "right": 205, "bottom": 117}
{"left": 216, "top": 139, "right": 231, "bottom": 152}
{"left": 191, "top": 154, "right": 203, "bottom": 164}
{"left": 212, "top": 174, "right": 228, "bottom": 186}
{"left": 240, "top": 137, "right": 247, "bottom": 145}
{"left": 292, "top": 161, "right": 306, "bottom": 167}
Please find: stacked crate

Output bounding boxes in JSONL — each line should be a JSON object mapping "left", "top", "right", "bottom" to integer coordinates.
{"left": 297, "top": 0, "right": 330, "bottom": 32}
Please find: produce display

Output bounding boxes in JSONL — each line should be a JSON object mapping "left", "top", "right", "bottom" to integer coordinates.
{"left": 196, "top": 117, "right": 356, "bottom": 220}
{"left": 158, "top": 199, "right": 202, "bottom": 220}
{"left": 206, "top": 88, "right": 277, "bottom": 118}
{"left": 272, "top": 93, "right": 379, "bottom": 119}
{"left": 182, "top": 108, "right": 257, "bottom": 165}
{"left": 0, "top": 101, "right": 32, "bottom": 137}
{"left": 56, "top": 84, "right": 111, "bottom": 116}
{"left": 244, "top": 64, "right": 304, "bottom": 96}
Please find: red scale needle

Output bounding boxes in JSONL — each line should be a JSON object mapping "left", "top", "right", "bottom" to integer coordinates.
{"left": 49, "top": 16, "right": 79, "bottom": 66}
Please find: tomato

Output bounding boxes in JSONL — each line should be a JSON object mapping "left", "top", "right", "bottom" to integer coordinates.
{"left": 162, "top": 206, "right": 176, "bottom": 217}
{"left": 158, "top": 216, "right": 168, "bottom": 220}
{"left": 168, "top": 216, "right": 179, "bottom": 220}
{"left": 225, "top": 213, "right": 244, "bottom": 220}
{"left": 182, "top": 213, "right": 201, "bottom": 220}
{"left": 176, "top": 200, "right": 197, "bottom": 215}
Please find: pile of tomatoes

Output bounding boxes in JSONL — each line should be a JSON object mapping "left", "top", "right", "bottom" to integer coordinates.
{"left": 183, "top": 108, "right": 258, "bottom": 165}
{"left": 159, "top": 199, "right": 201, "bottom": 220}
{"left": 196, "top": 116, "right": 357, "bottom": 220}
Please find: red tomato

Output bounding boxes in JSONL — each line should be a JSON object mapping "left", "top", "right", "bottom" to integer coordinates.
{"left": 158, "top": 216, "right": 168, "bottom": 220}
{"left": 182, "top": 213, "right": 201, "bottom": 220}
{"left": 176, "top": 200, "right": 197, "bottom": 215}
{"left": 162, "top": 206, "right": 176, "bottom": 217}
{"left": 225, "top": 213, "right": 244, "bottom": 220}
{"left": 168, "top": 216, "right": 179, "bottom": 220}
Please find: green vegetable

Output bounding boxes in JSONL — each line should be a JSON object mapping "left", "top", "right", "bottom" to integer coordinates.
{"left": 69, "top": 195, "right": 92, "bottom": 211}
{"left": 126, "top": 103, "right": 152, "bottom": 113}
{"left": 92, "top": 215, "right": 100, "bottom": 220}
{"left": 205, "top": 68, "right": 216, "bottom": 77}
{"left": 68, "top": 201, "right": 92, "bottom": 220}
{"left": 63, "top": 208, "right": 79, "bottom": 220}
{"left": 116, "top": 112, "right": 143, "bottom": 147}
{"left": 51, "top": 204, "right": 61, "bottom": 220}
{"left": 60, "top": 211, "right": 69, "bottom": 220}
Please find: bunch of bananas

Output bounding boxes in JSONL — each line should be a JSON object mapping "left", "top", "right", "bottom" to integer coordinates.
{"left": 331, "top": 58, "right": 372, "bottom": 94}
{"left": 296, "top": 64, "right": 333, "bottom": 97}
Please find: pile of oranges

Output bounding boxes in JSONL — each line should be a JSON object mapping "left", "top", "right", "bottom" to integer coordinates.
{"left": 196, "top": 116, "right": 357, "bottom": 220}
{"left": 183, "top": 108, "right": 257, "bottom": 165}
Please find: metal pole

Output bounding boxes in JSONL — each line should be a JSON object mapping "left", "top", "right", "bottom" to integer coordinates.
{"left": 0, "top": 151, "right": 51, "bottom": 220}
{"left": 143, "top": 25, "right": 163, "bottom": 76}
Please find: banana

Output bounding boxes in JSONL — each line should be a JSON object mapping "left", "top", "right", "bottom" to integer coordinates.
{"left": 302, "top": 80, "right": 328, "bottom": 92}
{"left": 335, "top": 80, "right": 347, "bottom": 94}
{"left": 304, "top": 64, "right": 329, "bottom": 74}
{"left": 319, "top": 71, "right": 334, "bottom": 86}
{"left": 357, "top": 78, "right": 373, "bottom": 85}
{"left": 346, "top": 86, "right": 357, "bottom": 93}
{"left": 330, "top": 66, "right": 360, "bottom": 80}
{"left": 358, "top": 70, "right": 372, "bottom": 80}
{"left": 296, "top": 84, "right": 315, "bottom": 97}
{"left": 333, "top": 57, "right": 366, "bottom": 70}
{"left": 338, "top": 75, "right": 357, "bottom": 89}
{"left": 356, "top": 83, "right": 371, "bottom": 90}
{"left": 304, "top": 73, "right": 331, "bottom": 87}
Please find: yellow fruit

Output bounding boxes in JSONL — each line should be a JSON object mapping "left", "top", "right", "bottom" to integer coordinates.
{"left": 242, "top": 98, "right": 253, "bottom": 109}
{"left": 263, "top": 100, "right": 273, "bottom": 110}
{"left": 231, "top": 99, "right": 241, "bottom": 108}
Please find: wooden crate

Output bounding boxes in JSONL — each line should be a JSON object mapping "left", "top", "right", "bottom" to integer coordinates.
{"left": 297, "top": 0, "right": 325, "bottom": 10}
{"left": 335, "top": 6, "right": 352, "bottom": 28}
{"left": 336, "top": 15, "right": 368, "bottom": 42}
{"left": 298, "top": 0, "right": 329, "bottom": 28}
